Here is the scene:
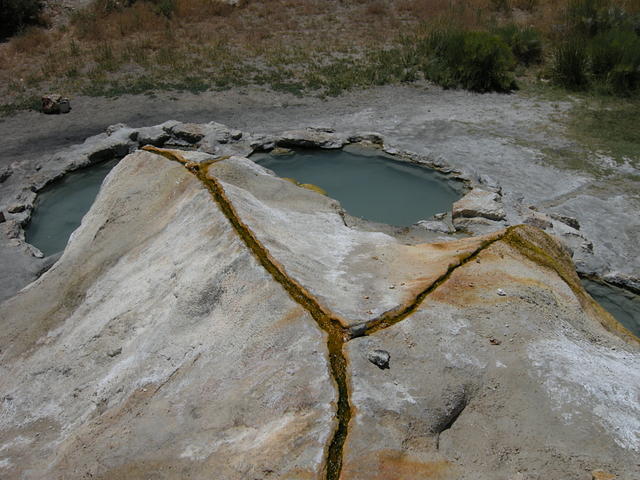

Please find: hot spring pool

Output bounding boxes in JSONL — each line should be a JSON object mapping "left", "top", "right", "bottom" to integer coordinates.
{"left": 26, "top": 159, "right": 119, "bottom": 256}
{"left": 582, "top": 279, "right": 640, "bottom": 337}
{"left": 252, "top": 146, "right": 463, "bottom": 226}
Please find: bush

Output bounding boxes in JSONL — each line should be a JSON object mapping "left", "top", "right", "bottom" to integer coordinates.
{"left": 0, "top": 0, "right": 43, "bottom": 39}
{"left": 424, "top": 29, "right": 517, "bottom": 92}
{"left": 495, "top": 24, "right": 543, "bottom": 65}
{"left": 589, "top": 28, "right": 640, "bottom": 93}
{"left": 152, "top": 0, "right": 177, "bottom": 18}
{"left": 566, "top": 0, "right": 638, "bottom": 37}
{"left": 551, "top": 38, "right": 590, "bottom": 89}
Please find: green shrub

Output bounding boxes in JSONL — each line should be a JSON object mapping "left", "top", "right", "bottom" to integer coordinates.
{"left": 0, "top": 0, "right": 43, "bottom": 38}
{"left": 590, "top": 29, "right": 640, "bottom": 93}
{"left": 151, "top": 0, "right": 176, "bottom": 18}
{"left": 424, "top": 29, "right": 517, "bottom": 92}
{"left": 552, "top": 38, "right": 590, "bottom": 89}
{"left": 495, "top": 24, "right": 543, "bottom": 65}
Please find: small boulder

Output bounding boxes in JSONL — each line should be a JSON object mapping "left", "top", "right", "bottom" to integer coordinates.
{"left": 0, "top": 166, "right": 12, "bottom": 183}
{"left": 550, "top": 213, "right": 580, "bottom": 230}
{"left": 107, "top": 347, "right": 122, "bottom": 358}
{"left": 367, "top": 349, "right": 390, "bottom": 370}
{"left": 523, "top": 212, "right": 553, "bottom": 230}
{"left": 347, "top": 132, "right": 384, "bottom": 145}
{"left": 171, "top": 123, "right": 206, "bottom": 143}
{"left": 453, "top": 189, "right": 506, "bottom": 222}
{"left": 0, "top": 211, "right": 5, "bottom": 223}
{"left": 42, "top": 94, "right": 71, "bottom": 114}
{"left": 415, "top": 220, "right": 455, "bottom": 234}
{"left": 7, "top": 204, "right": 26, "bottom": 214}
{"left": 277, "top": 129, "right": 345, "bottom": 149}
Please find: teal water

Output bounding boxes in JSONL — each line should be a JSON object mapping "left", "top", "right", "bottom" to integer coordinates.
{"left": 582, "top": 279, "right": 640, "bottom": 337}
{"left": 252, "top": 146, "right": 463, "bottom": 226}
{"left": 26, "top": 159, "right": 119, "bottom": 256}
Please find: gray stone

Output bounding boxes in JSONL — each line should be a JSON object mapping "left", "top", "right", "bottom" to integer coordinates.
{"left": 453, "top": 188, "right": 506, "bottom": 221}
{"left": 7, "top": 204, "right": 26, "bottom": 214}
{"left": 107, "top": 347, "right": 122, "bottom": 357}
{"left": 550, "top": 212, "right": 580, "bottom": 230}
{"left": 347, "top": 132, "right": 384, "bottom": 145}
{"left": 41, "top": 94, "right": 71, "bottom": 114}
{"left": 277, "top": 129, "right": 345, "bottom": 149}
{"left": 171, "top": 122, "right": 206, "bottom": 142}
{"left": 106, "top": 123, "right": 128, "bottom": 135}
{"left": 367, "top": 349, "right": 390, "bottom": 369}
{"left": 603, "top": 273, "right": 640, "bottom": 295}
{"left": 136, "top": 124, "right": 171, "bottom": 147}
{"left": 523, "top": 212, "right": 553, "bottom": 230}
{"left": 453, "top": 216, "right": 505, "bottom": 235}
{"left": 0, "top": 166, "right": 12, "bottom": 183}
{"left": 415, "top": 220, "right": 455, "bottom": 234}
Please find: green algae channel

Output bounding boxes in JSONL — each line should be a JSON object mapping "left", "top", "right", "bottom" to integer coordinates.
{"left": 354, "top": 231, "right": 506, "bottom": 338}
{"left": 26, "top": 159, "right": 119, "bottom": 256}
{"left": 142, "top": 146, "right": 352, "bottom": 480}
{"left": 252, "top": 145, "right": 463, "bottom": 227}
{"left": 582, "top": 279, "right": 640, "bottom": 338}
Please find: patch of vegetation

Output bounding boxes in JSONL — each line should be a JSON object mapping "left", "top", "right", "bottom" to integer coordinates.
{"left": 552, "top": 0, "right": 640, "bottom": 94}
{"left": 0, "top": 95, "right": 42, "bottom": 117}
{"left": 2, "top": 0, "right": 640, "bottom": 118}
{"left": 0, "top": 0, "right": 43, "bottom": 39}
{"left": 423, "top": 28, "right": 517, "bottom": 92}
{"left": 551, "top": 39, "right": 590, "bottom": 89}
{"left": 569, "top": 98, "right": 640, "bottom": 167}
{"left": 495, "top": 24, "right": 543, "bottom": 66}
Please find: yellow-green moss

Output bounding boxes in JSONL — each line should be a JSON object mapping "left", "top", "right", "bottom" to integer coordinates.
{"left": 503, "top": 225, "right": 640, "bottom": 345}
{"left": 300, "top": 183, "right": 328, "bottom": 195}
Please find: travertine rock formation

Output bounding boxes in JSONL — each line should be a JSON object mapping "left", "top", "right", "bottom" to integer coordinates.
{"left": 0, "top": 148, "right": 638, "bottom": 480}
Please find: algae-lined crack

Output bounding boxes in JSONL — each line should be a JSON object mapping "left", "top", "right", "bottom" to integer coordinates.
{"left": 143, "top": 146, "right": 351, "bottom": 480}
{"left": 349, "top": 232, "right": 507, "bottom": 339}
{"left": 141, "top": 147, "right": 525, "bottom": 479}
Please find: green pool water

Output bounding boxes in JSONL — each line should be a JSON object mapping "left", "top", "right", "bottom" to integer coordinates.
{"left": 26, "top": 159, "right": 119, "bottom": 256}
{"left": 252, "top": 146, "right": 463, "bottom": 226}
{"left": 582, "top": 279, "right": 640, "bottom": 337}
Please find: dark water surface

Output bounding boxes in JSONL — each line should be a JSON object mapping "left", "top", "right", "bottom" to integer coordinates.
{"left": 26, "top": 159, "right": 119, "bottom": 256}
{"left": 252, "top": 146, "right": 463, "bottom": 226}
{"left": 582, "top": 279, "right": 640, "bottom": 337}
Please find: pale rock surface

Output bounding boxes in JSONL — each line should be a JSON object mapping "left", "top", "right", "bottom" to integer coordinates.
{"left": 0, "top": 152, "right": 335, "bottom": 479}
{"left": 207, "top": 155, "right": 496, "bottom": 326}
{"left": 0, "top": 147, "right": 638, "bottom": 480}
{"left": 344, "top": 228, "right": 639, "bottom": 479}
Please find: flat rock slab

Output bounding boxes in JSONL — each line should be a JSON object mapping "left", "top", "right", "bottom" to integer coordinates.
{"left": 453, "top": 188, "right": 506, "bottom": 222}
{"left": 0, "top": 152, "right": 335, "bottom": 479}
{"left": 344, "top": 233, "right": 640, "bottom": 479}
{"left": 207, "top": 155, "right": 497, "bottom": 326}
{"left": 1, "top": 147, "right": 638, "bottom": 480}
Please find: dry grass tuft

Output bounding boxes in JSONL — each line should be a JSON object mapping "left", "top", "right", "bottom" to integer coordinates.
{"left": 11, "top": 27, "right": 53, "bottom": 54}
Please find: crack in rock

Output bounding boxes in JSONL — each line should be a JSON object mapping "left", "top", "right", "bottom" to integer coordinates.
{"left": 142, "top": 147, "right": 632, "bottom": 480}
